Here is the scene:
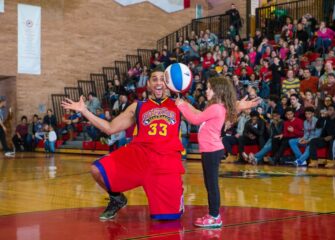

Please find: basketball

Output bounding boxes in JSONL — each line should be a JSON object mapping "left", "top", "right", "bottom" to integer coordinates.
{"left": 164, "top": 63, "right": 192, "bottom": 93}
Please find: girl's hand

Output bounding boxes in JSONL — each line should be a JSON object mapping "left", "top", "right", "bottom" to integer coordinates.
{"left": 237, "top": 95, "right": 260, "bottom": 111}
{"left": 175, "top": 97, "right": 184, "bottom": 106}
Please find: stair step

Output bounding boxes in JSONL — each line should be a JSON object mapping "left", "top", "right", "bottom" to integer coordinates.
{"left": 60, "top": 145, "right": 83, "bottom": 149}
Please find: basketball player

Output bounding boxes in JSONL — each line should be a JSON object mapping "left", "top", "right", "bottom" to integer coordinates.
{"left": 62, "top": 67, "right": 185, "bottom": 221}
{"left": 62, "top": 67, "right": 258, "bottom": 221}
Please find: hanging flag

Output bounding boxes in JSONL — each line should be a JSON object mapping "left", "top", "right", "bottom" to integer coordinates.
{"left": 0, "top": 0, "right": 4, "bottom": 13}
{"left": 18, "top": 4, "right": 41, "bottom": 75}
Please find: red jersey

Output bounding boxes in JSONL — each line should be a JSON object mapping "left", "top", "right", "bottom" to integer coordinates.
{"left": 132, "top": 98, "right": 184, "bottom": 153}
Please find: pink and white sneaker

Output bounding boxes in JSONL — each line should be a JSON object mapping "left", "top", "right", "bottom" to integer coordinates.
{"left": 194, "top": 214, "right": 222, "bottom": 228}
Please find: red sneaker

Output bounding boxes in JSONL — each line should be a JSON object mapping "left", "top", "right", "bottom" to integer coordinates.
{"left": 194, "top": 214, "right": 222, "bottom": 228}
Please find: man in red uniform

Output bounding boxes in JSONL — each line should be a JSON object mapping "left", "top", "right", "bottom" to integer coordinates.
{"left": 62, "top": 67, "right": 258, "bottom": 221}
{"left": 62, "top": 68, "right": 185, "bottom": 221}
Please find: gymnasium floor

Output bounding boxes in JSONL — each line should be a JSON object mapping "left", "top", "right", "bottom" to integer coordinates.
{"left": 1, "top": 152, "right": 335, "bottom": 239}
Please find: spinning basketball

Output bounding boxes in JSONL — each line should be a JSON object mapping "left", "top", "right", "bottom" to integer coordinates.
{"left": 164, "top": 63, "right": 192, "bottom": 93}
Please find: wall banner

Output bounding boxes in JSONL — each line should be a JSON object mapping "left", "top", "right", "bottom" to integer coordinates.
{"left": 18, "top": 4, "right": 41, "bottom": 75}
{"left": 0, "top": 0, "right": 4, "bottom": 13}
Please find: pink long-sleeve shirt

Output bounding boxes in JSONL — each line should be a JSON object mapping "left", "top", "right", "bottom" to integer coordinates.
{"left": 317, "top": 28, "right": 335, "bottom": 40}
{"left": 178, "top": 102, "right": 226, "bottom": 153}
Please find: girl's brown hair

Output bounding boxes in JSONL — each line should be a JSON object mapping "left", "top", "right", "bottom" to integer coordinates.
{"left": 208, "top": 76, "right": 237, "bottom": 122}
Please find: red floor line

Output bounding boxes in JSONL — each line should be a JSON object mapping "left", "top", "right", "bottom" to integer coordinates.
{"left": 121, "top": 212, "right": 332, "bottom": 240}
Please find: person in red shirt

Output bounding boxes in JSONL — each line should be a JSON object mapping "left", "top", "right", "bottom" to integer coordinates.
{"left": 234, "top": 60, "right": 254, "bottom": 77}
{"left": 270, "top": 107, "right": 303, "bottom": 165}
{"left": 12, "top": 115, "right": 29, "bottom": 152}
{"left": 259, "top": 59, "right": 272, "bottom": 83}
{"left": 300, "top": 68, "right": 319, "bottom": 94}
{"left": 62, "top": 67, "right": 185, "bottom": 221}
{"left": 202, "top": 51, "right": 215, "bottom": 80}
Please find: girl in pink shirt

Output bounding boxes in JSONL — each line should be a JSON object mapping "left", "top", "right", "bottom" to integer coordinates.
{"left": 176, "top": 77, "right": 257, "bottom": 228}
{"left": 316, "top": 21, "right": 335, "bottom": 53}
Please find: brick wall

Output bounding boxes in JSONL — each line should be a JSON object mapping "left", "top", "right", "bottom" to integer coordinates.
{"left": 0, "top": 0, "right": 199, "bottom": 122}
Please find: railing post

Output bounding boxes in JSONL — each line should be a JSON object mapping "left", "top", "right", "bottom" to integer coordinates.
{"left": 295, "top": 1, "right": 298, "bottom": 21}
{"left": 219, "top": 15, "right": 223, "bottom": 39}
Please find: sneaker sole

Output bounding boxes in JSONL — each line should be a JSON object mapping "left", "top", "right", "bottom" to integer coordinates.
{"left": 99, "top": 202, "right": 127, "bottom": 221}
{"left": 194, "top": 223, "right": 222, "bottom": 228}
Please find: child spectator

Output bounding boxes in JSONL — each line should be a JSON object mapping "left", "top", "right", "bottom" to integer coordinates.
{"left": 45, "top": 125, "right": 57, "bottom": 154}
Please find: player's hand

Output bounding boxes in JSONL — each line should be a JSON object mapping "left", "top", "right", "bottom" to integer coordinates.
{"left": 61, "top": 96, "right": 87, "bottom": 113}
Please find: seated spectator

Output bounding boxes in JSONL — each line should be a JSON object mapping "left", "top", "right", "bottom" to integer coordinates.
{"left": 310, "top": 58, "right": 325, "bottom": 77}
{"left": 238, "top": 110, "right": 265, "bottom": 163}
{"left": 232, "top": 74, "right": 246, "bottom": 99}
{"left": 104, "top": 80, "right": 116, "bottom": 108}
{"left": 247, "top": 73, "right": 260, "bottom": 92}
{"left": 127, "top": 62, "right": 142, "bottom": 82}
{"left": 118, "top": 94, "right": 130, "bottom": 113}
{"left": 253, "top": 29, "right": 264, "bottom": 48}
{"left": 289, "top": 107, "right": 321, "bottom": 166}
{"left": 150, "top": 51, "right": 161, "bottom": 69}
{"left": 137, "top": 66, "right": 149, "bottom": 88}
{"left": 316, "top": 95, "right": 334, "bottom": 113}
{"left": 85, "top": 108, "right": 106, "bottom": 141}
{"left": 188, "top": 40, "right": 200, "bottom": 61}
{"left": 325, "top": 50, "right": 335, "bottom": 66}
{"left": 270, "top": 107, "right": 304, "bottom": 165}
{"left": 87, "top": 92, "right": 101, "bottom": 114}
{"left": 35, "top": 123, "right": 48, "bottom": 142}
{"left": 223, "top": 109, "right": 250, "bottom": 161}
{"left": 302, "top": 90, "right": 317, "bottom": 109}
{"left": 206, "top": 29, "right": 218, "bottom": 45}
{"left": 43, "top": 109, "right": 57, "bottom": 130}
{"left": 282, "top": 70, "right": 300, "bottom": 97}
{"left": 235, "top": 60, "right": 254, "bottom": 77}
{"left": 12, "top": 116, "right": 29, "bottom": 152}
{"left": 266, "top": 95, "right": 284, "bottom": 120}
{"left": 160, "top": 49, "right": 171, "bottom": 68}
{"left": 318, "top": 61, "right": 334, "bottom": 88}
{"left": 104, "top": 110, "right": 113, "bottom": 122}
{"left": 279, "top": 41, "right": 289, "bottom": 61}
{"left": 248, "top": 47, "right": 257, "bottom": 67}
{"left": 202, "top": 51, "right": 215, "bottom": 80}
{"left": 221, "top": 120, "right": 237, "bottom": 162}
{"left": 195, "top": 95, "right": 206, "bottom": 111}
{"left": 59, "top": 109, "right": 79, "bottom": 141}
{"left": 249, "top": 110, "right": 283, "bottom": 164}
{"left": 315, "top": 21, "right": 335, "bottom": 54}
{"left": 290, "top": 94, "right": 305, "bottom": 119}
{"left": 27, "top": 114, "right": 39, "bottom": 151}
{"left": 248, "top": 87, "right": 267, "bottom": 112}
{"left": 320, "top": 73, "right": 335, "bottom": 99}
{"left": 44, "top": 125, "right": 57, "bottom": 154}
{"left": 299, "top": 68, "right": 319, "bottom": 94}
{"left": 309, "top": 104, "right": 335, "bottom": 168}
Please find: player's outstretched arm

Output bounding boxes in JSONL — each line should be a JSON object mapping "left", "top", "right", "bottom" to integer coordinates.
{"left": 62, "top": 96, "right": 136, "bottom": 135}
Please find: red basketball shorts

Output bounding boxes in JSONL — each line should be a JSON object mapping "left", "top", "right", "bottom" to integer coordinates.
{"left": 93, "top": 143, "right": 184, "bottom": 220}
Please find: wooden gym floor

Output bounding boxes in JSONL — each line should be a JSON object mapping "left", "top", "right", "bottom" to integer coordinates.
{"left": 1, "top": 152, "right": 335, "bottom": 239}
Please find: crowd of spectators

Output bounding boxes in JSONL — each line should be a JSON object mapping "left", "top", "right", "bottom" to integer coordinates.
{"left": 4, "top": 9, "right": 335, "bottom": 167}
